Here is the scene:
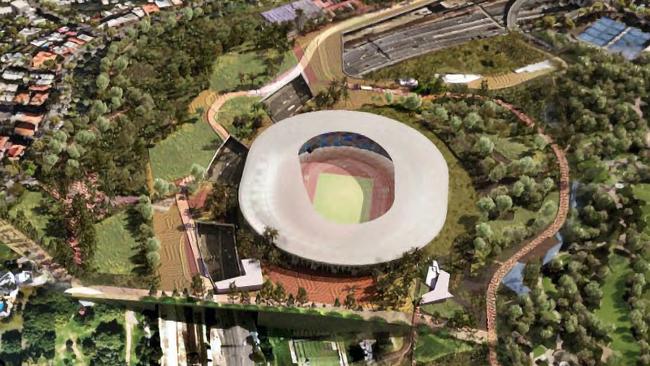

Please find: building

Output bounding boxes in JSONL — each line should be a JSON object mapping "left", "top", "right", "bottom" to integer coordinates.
{"left": 194, "top": 221, "right": 263, "bottom": 293}
{"left": 420, "top": 260, "right": 453, "bottom": 304}
{"left": 261, "top": 0, "right": 323, "bottom": 24}
{"left": 31, "top": 51, "right": 57, "bottom": 69}
{"left": 9, "top": 0, "right": 30, "bottom": 14}
{"left": 238, "top": 110, "right": 449, "bottom": 269}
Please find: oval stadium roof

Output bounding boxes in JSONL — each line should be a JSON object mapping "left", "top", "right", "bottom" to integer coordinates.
{"left": 238, "top": 110, "right": 449, "bottom": 266}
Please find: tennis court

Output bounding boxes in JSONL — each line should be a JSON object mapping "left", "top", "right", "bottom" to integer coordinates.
{"left": 290, "top": 340, "right": 344, "bottom": 366}
{"left": 313, "top": 173, "right": 374, "bottom": 224}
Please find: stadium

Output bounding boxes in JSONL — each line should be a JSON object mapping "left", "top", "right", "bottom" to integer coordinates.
{"left": 238, "top": 110, "right": 449, "bottom": 269}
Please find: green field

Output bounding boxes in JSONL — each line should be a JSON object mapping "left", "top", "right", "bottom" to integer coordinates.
{"left": 215, "top": 95, "right": 262, "bottom": 136}
{"left": 93, "top": 211, "right": 139, "bottom": 275}
{"left": 9, "top": 190, "right": 52, "bottom": 239}
{"left": 367, "top": 33, "right": 547, "bottom": 81}
{"left": 313, "top": 173, "right": 374, "bottom": 224}
{"left": 0, "top": 242, "right": 17, "bottom": 262}
{"left": 292, "top": 340, "right": 342, "bottom": 366}
{"left": 595, "top": 254, "right": 639, "bottom": 362}
{"left": 414, "top": 328, "right": 474, "bottom": 364}
{"left": 210, "top": 46, "right": 297, "bottom": 92}
{"left": 149, "top": 120, "right": 220, "bottom": 181}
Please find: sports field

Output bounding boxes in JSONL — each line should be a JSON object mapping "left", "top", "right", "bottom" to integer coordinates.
{"left": 291, "top": 340, "right": 342, "bottom": 366}
{"left": 312, "top": 173, "right": 374, "bottom": 224}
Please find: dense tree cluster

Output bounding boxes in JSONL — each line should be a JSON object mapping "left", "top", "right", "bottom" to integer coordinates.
{"left": 415, "top": 97, "right": 558, "bottom": 274}
{"left": 494, "top": 48, "right": 650, "bottom": 365}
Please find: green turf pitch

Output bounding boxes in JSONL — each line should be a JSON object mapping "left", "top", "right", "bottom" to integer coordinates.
{"left": 292, "top": 340, "right": 342, "bottom": 366}
{"left": 313, "top": 173, "right": 373, "bottom": 224}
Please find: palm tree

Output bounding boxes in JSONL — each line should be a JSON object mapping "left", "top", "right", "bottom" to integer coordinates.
{"left": 263, "top": 226, "right": 279, "bottom": 245}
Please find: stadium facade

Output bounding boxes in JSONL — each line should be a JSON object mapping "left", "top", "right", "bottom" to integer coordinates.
{"left": 238, "top": 110, "right": 449, "bottom": 270}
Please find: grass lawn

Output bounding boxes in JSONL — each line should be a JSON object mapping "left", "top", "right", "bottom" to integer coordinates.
{"left": 360, "top": 106, "right": 481, "bottom": 257}
{"left": 149, "top": 120, "right": 221, "bottom": 181}
{"left": 215, "top": 95, "right": 262, "bottom": 133}
{"left": 313, "top": 173, "right": 373, "bottom": 224}
{"left": 270, "top": 337, "right": 294, "bottom": 366}
{"left": 417, "top": 282, "right": 464, "bottom": 317}
{"left": 9, "top": 190, "right": 52, "bottom": 239}
{"left": 414, "top": 327, "right": 473, "bottom": 364}
{"left": 595, "top": 254, "right": 639, "bottom": 362}
{"left": 93, "top": 211, "right": 139, "bottom": 275}
{"left": 0, "top": 242, "right": 18, "bottom": 261}
{"left": 292, "top": 339, "right": 342, "bottom": 366}
{"left": 210, "top": 46, "right": 297, "bottom": 92}
{"left": 488, "top": 191, "right": 559, "bottom": 237}
{"left": 367, "top": 33, "right": 547, "bottom": 81}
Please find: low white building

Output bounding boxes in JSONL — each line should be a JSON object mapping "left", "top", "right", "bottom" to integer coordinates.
{"left": 214, "top": 259, "right": 263, "bottom": 293}
{"left": 0, "top": 6, "right": 12, "bottom": 16}
{"left": 10, "top": 0, "right": 30, "bottom": 14}
{"left": 420, "top": 260, "right": 453, "bottom": 304}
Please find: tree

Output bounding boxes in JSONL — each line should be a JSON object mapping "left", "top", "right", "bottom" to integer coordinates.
{"left": 296, "top": 287, "right": 308, "bottom": 306}
{"left": 344, "top": 290, "right": 357, "bottom": 309}
{"left": 495, "top": 194, "right": 513, "bottom": 214}
{"left": 477, "top": 197, "right": 496, "bottom": 218}
{"left": 263, "top": 226, "right": 279, "bottom": 245}
{"left": 334, "top": 298, "right": 341, "bottom": 307}
{"left": 273, "top": 283, "right": 287, "bottom": 304}
{"left": 475, "top": 135, "right": 495, "bottom": 157}
{"left": 191, "top": 274, "right": 204, "bottom": 297}
{"left": 228, "top": 282, "right": 238, "bottom": 303}
{"left": 239, "top": 290, "right": 250, "bottom": 304}
{"left": 96, "top": 73, "right": 110, "bottom": 91}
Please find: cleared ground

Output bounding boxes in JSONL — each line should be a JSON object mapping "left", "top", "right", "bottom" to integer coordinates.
{"left": 153, "top": 204, "right": 194, "bottom": 291}
{"left": 93, "top": 211, "right": 139, "bottom": 275}
{"left": 313, "top": 173, "right": 374, "bottom": 224}
{"left": 149, "top": 120, "right": 221, "bottom": 181}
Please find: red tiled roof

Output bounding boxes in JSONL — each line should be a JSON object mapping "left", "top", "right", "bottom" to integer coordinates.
{"left": 29, "top": 93, "right": 49, "bottom": 106}
{"left": 7, "top": 145, "right": 25, "bottom": 158}
{"left": 13, "top": 93, "right": 30, "bottom": 105}
{"left": 31, "top": 51, "right": 57, "bottom": 69}
{"left": 29, "top": 84, "right": 51, "bottom": 92}
{"left": 142, "top": 4, "right": 160, "bottom": 14}
{"left": 67, "top": 37, "right": 86, "bottom": 45}
{"left": 15, "top": 113, "right": 43, "bottom": 125}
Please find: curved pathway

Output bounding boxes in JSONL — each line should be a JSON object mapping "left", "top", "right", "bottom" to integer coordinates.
{"left": 485, "top": 99, "right": 570, "bottom": 366}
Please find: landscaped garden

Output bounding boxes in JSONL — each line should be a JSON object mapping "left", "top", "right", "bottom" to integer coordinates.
{"left": 149, "top": 119, "right": 221, "bottom": 181}
{"left": 366, "top": 33, "right": 547, "bottom": 80}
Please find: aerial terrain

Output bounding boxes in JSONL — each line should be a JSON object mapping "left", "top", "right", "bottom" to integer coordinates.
{"left": 0, "top": 0, "right": 649, "bottom": 365}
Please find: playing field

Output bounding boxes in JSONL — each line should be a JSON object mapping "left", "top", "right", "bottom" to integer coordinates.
{"left": 312, "top": 173, "right": 374, "bottom": 224}
{"left": 291, "top": 340, "right": 342, "bottom": 366}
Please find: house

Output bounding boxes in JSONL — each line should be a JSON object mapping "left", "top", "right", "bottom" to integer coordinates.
{"left": 13, "top": 92, "right": 30, "bottom": 105}
{"left": 154, "top": 0, "right": 172, "bottom": 8}
{"left": 7, "top": 144, "right": 25, "bottom": 159}
{"left": 14, "top": 112, "right": 43, "bottom": 126}
{"left": 29, "top": 92, "right": 48, "bottom": 106}
{"left": 0, "top": 6, "right": 12, "bottom": 16}
{"left": 14, "top": 122, "right": 37, "bottom": 137}
{"left": 9, "top": 0, "right": 30, "bottom": 14}
{"left": 31, "top": 51, "right": 57, "bottom": 69}
{"left": 1, "top": 69, "right": 24, "bottom": 81}
{"left": 141, "top": 3, "right": 159, "bottom": 15}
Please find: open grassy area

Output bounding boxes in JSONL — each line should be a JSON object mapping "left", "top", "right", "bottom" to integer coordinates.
{"left": 360, "top": 106, "right": 480, "bottom": 256}
{"left": 595, "top": 254, "right": 639, "bottom": 362}
{"left": 417, "top": 282, "right": 464, "bottom": 317}
{"left": 210, "top": 45, "right": 297, "bottom": 92}
{"left": 215, "top": 95, "right": 262, "bottom": 132}
{"left": 9, "top": 190, "right": 52, "bottom": 239}
{"left": 149, "top": 120, "right": 221, "bottom": 181}
{"left": 488, "top": 191, "right": 559, "bottom": 237}
{"left": 270, "top": 337, "right": 294, "bottom": 366}
{"left": 93, "top": 211, "right": 139, "bottom": 275}
{"left": 367, "top": 33, "right": 547, "bottom": 81}
{"left": 414, "top": 327, "right": 474, "bottom": 364}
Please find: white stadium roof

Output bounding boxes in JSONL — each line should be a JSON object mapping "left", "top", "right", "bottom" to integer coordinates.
{"left": 238, "top": 110, "right": 449, "bottom": 266}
